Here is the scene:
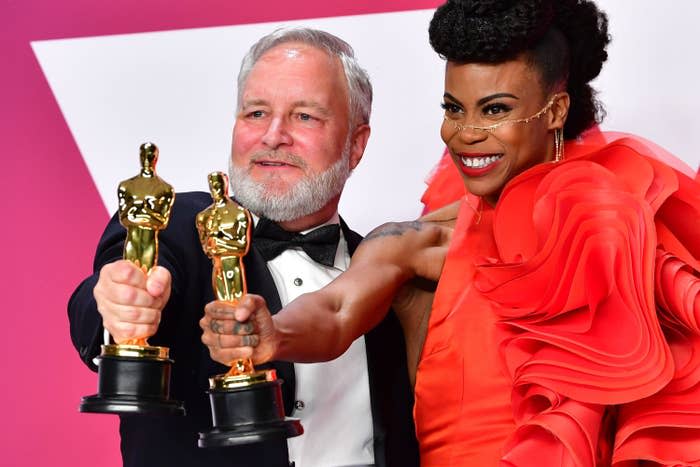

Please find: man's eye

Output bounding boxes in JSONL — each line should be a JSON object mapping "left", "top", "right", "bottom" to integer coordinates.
{"left": 297, "top": 113, "right": 315, "bottom": 121}
{"left": 440, "top": 102, "right": 462, "bottom": 114}
{"left": 247, "top": 110, "right": 265, "bottom": 118}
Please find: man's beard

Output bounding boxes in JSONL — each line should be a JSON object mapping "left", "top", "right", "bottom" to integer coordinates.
{"left": 229, "top": 141, "right": 352, "bottom": 223}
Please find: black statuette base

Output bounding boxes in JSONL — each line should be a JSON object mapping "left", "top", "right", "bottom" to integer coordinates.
{"left": 80, "top": 354, "right": 185, "bottom": 416}
{"left": 198, "top": 379, "right": 302, "bottom": 448}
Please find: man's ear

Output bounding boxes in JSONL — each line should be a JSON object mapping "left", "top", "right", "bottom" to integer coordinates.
{"left": 348, "top": 124, "right": 371, "bottom": 170}
{"left": 547, "top": 92, "right": 570, "bottom": 131}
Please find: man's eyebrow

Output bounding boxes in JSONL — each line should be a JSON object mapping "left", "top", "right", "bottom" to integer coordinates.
{"left": 240, "top": 99, "right": 268, "bottom": 108}
{"left": 292, "top": 100, "right": 331, "bottom": 117}
{"left": 240, "top": 99, "right": 331, "bottom": 117}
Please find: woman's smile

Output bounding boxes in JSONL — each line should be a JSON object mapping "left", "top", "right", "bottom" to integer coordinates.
{"left": 456, "top": 152, "right": 504, "bottom": 176}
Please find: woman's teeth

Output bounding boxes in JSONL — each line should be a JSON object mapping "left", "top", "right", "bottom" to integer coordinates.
{"left": 461, "top": 154, "right": 502, "bottom": 168}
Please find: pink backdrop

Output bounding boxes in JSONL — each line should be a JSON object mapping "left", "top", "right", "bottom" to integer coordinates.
{"left": 0, "top": 1, "right": 439, "bottom": 466}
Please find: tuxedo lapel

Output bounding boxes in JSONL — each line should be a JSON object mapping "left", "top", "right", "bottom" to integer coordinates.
{"left": 245, "top": 245, "right": 282, "bottom": 314}
{"left": 340, "top": 218, "right": 389, "bottom": 464}
{"left": 340, "top": 216, "right": 362, "bottom": 255}
{"left": 245, "top": 245, "right": 297, "bottom": 416}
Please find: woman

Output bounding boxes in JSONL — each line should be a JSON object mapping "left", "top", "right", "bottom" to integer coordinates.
{"left": 201, "top": 0, "right": 700, "bottom": 464}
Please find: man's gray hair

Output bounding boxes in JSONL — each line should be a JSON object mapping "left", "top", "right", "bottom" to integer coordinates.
{"left": 236, "top": 28, "right": 373, "bottom": 125}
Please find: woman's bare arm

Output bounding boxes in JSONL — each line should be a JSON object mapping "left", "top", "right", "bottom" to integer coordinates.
{"left": 200, "top": 218, "right": 452, "bottom": 366}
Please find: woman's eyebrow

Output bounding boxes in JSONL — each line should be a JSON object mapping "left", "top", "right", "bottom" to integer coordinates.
{"left": 443, "top": 92, "right": 462, "bottom": 105}
{"left": 476, "top": 93, "right": 519, "bottom": 106}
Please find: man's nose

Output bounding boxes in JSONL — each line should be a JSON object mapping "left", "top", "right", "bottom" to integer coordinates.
{"left": 261, "top": 117, "right": 293, "bottom": 148}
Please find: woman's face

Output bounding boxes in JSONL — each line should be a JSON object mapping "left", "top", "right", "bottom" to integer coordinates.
{"left": 440, "top": 56, "right": 566, "bottom": 204}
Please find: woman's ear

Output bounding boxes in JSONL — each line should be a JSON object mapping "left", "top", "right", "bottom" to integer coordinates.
{"left": 548, "top": 92, "right": 570, "bottom": 130}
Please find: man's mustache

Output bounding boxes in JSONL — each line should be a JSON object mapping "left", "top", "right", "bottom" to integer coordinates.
{"left": 250, "top": 150, "right": 308, "bottom": 169}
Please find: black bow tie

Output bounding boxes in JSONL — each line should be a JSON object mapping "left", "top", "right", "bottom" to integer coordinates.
{"left": 253, "top": 218, "right": 340, "bottom": 267}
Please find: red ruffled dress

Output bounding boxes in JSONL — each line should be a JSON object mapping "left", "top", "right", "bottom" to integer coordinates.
{"left": 415, "top": 129, "right": 700, "bottom": 466}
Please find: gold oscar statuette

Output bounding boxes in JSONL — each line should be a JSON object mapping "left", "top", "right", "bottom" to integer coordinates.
{"left": 196, "top": 171, "right": 271, "bottom": 388}
{"left": 196, "top": 171, "right": 302, "bottom": 450}
{"left": 80, "top": 142, "right": 184, "bottom": 415}
{"left": 103, "top": 141, "right": 174, "bottom": 357}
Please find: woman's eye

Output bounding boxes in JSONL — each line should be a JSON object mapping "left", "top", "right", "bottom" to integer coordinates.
{"left": 440, "top": 102, "right": 462, "bottom": 115}
{"left": 482, "top": 103, "right": 511, "bottom": 116}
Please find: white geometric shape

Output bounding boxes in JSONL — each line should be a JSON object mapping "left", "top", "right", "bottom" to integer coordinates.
{"left": 31, "top": 10, "right": 445, "bottom": 235}
{"left": 32, "top": 3, "right": 700, "bottom": 235}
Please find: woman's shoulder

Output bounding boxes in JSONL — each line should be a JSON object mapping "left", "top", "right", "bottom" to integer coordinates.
{"left": 475, "top": 134, "right": 684, "bottom": 405}
{"left": 418, "top": 198, "right": 461, "bottom": 225}
{"left": 500, "top": 130, "right": 694, "bottom": 215}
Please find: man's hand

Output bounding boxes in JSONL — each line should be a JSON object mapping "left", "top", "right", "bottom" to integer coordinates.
{"left": 93, "top": 259, "right": 171, "bottom": 343}
{"left": 200, "top": 294, "right": 278, "bottom": 366}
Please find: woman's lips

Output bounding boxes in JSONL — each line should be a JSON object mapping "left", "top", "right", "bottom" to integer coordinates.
{"left": 457, "top": 152, "right": 503, "bottom": 176}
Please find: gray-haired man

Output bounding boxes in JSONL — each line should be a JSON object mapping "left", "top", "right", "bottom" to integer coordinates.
{"left": 69, "top": 28, "right": 418, "bottom": 467}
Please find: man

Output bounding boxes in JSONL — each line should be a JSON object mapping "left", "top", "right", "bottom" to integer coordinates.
{"left": 68, "top": 28, "right": 418, "bottom": 467}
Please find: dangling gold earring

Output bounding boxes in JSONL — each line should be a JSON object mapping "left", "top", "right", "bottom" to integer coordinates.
{"left": 553, "top": 128, "right": 564, "bottom": 162}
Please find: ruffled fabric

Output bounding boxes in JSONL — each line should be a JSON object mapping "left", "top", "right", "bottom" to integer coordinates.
{"left": 612, "top": 249, "right": 700, "bottom": 465}
{"left": 417, "top": 131, "right": 700, "bottom": 465}
{"left": 421, "top": 148, "right": 464, "bottom": 214}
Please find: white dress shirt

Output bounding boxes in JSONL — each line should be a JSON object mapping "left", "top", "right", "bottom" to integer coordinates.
{"left": 263, "top": 214, "right": 374, "bottom": 467}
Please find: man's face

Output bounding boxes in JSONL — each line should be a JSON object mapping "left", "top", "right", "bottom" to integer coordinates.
{"left": 230, "top": 42, "right": 362, "bottom": 223}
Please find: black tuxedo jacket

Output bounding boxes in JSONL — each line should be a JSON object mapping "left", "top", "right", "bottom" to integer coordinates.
{"left": 69, "top": 192, "right": 419, "bottom": 467}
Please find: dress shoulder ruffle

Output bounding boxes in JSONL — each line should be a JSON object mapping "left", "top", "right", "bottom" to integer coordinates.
{"left": 431, "top": 131, "right": 700, "bottom": 465}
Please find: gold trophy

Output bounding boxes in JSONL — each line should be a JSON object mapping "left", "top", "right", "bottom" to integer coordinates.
{"left": 196, "top": 171, "right": 302, "bottom": 452}
{"left": 80, "top": 142, "right": 185, "bottom": 415}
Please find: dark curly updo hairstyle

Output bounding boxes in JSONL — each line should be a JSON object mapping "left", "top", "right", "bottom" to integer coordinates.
{"left": 429, "top": 0, "right": 610, "bottom": 139}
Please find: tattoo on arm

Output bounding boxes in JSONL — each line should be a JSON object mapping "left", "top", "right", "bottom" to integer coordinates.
{"left": 363, "top": 221, "right": 424, "bottom": 242}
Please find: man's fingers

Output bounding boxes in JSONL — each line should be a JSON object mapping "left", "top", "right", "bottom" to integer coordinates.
{"left": 111, "top": 321, "right": 160, "bottom": 342}
{"left": 204, "top": 295, "right": 268, "bottom": 322}
{"left": 103, "top": 304, "right": 162, "bottom": 325}
{"left": 204, "top": 301, "right": 240, "bottom": 319}
{"left": 99, "top": 304, "right": 161, "bottom": 342}
{"left": 102, "top": 282, "right": 161, "bottom": 308}
{"left": 201, "top": 331, "right": 260, "bottom": 349}
{"left": 105, "top": 260, "right": 147, "bottom": 287}
{"left": 96, "top": 263, "right": 166, "bottom": 309}
{"left": 146, "top": 266, "right": 172, "bottom": 298}
{"left": 239, "top": 334, "right": 259, "bottom": 347}
{"left": 235, "top": 294, "right": 267, "bottom": 322}
{"left": 208, "top": 319, "right": 255, "bottom": 335}
{"left": 201, "top": 294, "right": 275, "bottom": 366}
